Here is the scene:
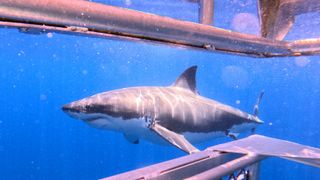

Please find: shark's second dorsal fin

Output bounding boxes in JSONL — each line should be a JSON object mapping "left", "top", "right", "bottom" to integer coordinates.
{"left": 172, "top": 66, "right": 198, "bottom": 94}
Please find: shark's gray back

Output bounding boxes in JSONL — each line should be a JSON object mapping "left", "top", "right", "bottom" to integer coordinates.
{"left": 95, "top": 86, "right": 251, "bottom": 133}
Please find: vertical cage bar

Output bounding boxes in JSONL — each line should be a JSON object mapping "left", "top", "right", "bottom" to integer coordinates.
{"left": 199, "top": 0, "right": 214, "bottom": 25}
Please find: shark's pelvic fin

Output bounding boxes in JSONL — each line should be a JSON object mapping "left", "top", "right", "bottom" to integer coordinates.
{"left": 149, "top": 122, "right": 199, "bottom": 154}
{"left": 225, "top": 130, "right": 239, "bottom": 140}
{"left": 123, "top": 133, "right": 139, "bottom": 144}
{"left": 172, "top": 66, "right": 198, "bottom": 94}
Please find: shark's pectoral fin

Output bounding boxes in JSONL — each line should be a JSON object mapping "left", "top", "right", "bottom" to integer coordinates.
{"left": 123, "top": 133, "right": 139, "bottom": 144}
{"left": 149, "top": 122, "right": 199, "bottom": 154}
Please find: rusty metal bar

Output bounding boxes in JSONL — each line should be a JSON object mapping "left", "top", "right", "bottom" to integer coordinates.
{"left": 199, "top": 0, "right": 214, "bottom": 25}
{"left": 0, "top": 0, "right": 291, "bottom": 57}
{"left": 0, "top": 0, "right": 320, "bottom": 57}
{"left": 290, "top": 38, "right": 320, "bottom": 56}
{"left": 258, "top": 0, "right": 320, "bottom": 40}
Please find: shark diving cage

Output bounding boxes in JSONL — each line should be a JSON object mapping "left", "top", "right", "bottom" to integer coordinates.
{"left": 102, "top": 135, "right": 320, "bottom": 180}
{"left": 0, "top": 0, "right": 320, "bottom": 57}
{"left": 1, "top": 0, "right": 320, "bottom": 179}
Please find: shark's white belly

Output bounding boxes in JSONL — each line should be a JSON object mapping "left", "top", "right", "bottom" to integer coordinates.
{"left": 85, "top": 114, "right": 257, "bottom": 145}
{"left": 85, "top": 115, "right": 167, "bottom": 144}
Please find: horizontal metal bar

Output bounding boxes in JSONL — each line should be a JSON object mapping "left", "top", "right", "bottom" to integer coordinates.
{"left": 101, "top": 152, "right": 241, "bottom": 180}
{"left": 208, "top": 135, "right": 320, "bottom": 168}
{"left": 0, "top": 0, "right": 292, "bottom": 57}
{"left": 0, "top": 21, "right": 149, "bottom": 44}
{"left": 185, "top": 154, "right": 265, "bottom": 180}
{"left": 101, "top": 135, "right": 320, "bottom": 179}
{"left": 289, "top": 38, "right": 320, "bottom": 56}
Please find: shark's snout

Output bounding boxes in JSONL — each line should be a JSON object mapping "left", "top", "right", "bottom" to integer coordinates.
{"left": 62, "top": 102, "right": 88, "bottom": 120}
{"left": 62, "top": 98, "right": 103, "bottom": 117}
{"left": 62, "top": 103, "right": 83, "bottom": 114}
{"left": 62, "top": 103, "right": 73, "bottom": 112}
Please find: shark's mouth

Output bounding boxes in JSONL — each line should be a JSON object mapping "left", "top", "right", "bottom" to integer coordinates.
{"left": 83, "top": 117, "right": 101, "bottom": 122}
{"left": 63, "top": 110, "right": 100, "bottom": 121}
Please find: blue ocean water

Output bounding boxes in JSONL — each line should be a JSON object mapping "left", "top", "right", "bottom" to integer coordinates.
{"left": 0, "top": 1, "right": 320, "bottom": 179}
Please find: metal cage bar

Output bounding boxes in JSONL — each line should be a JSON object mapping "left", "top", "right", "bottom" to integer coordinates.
{"left": 0, "top": 0, "right": 320, "bottom": 57}
{"left": 0, "top": 0, "right": 291, "bottom": 57}
{"left": 101, "top": 135, "right": 320, "bottom": 180}
{"left": 199, "top": 0, "right": 214, "bottom": 25}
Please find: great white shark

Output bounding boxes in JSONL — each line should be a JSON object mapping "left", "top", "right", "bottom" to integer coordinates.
{"left": 62, "top": 66, "right": 264, "bottom": 154}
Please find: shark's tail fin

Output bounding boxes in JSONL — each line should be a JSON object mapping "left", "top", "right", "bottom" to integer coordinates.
{"left": 248, "top": 92, "right": 264, "bottom": 180}
{"left": 251, "top": 91, "right": 264, "bottom": 134}
{"left": 253, "top": 91, "right": 264, "bottom": 117}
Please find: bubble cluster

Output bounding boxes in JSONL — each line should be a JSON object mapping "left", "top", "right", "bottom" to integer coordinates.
{"left": 231, "top": 13, "right": 259, "bottom": 35}
{"left": 82, "top": 69, "right": 88, "bottom": 75}
{"left": 125, "top": 0, "right": 132, "bottom": 6}
{"left": 294, "top": 57, "right": 310, "bottom": 67}
{"left": 47, "top": 33, "right": 53, "bottom": 38}
{"left": 40, "top": 94, "right": 47, "bottom": 101}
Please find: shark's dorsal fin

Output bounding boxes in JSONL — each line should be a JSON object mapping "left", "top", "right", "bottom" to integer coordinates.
{"left": 172, "top": 66, "right": 198, "bottom": 94}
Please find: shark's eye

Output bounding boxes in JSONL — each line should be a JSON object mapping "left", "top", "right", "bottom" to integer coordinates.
{"left": 85, "top": 105, "right": 91, "bottom": 110}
